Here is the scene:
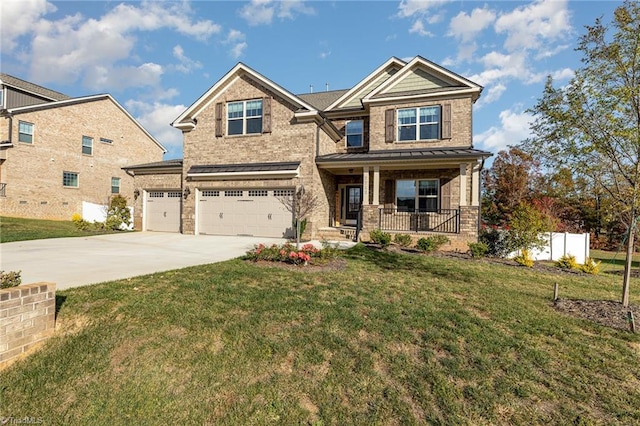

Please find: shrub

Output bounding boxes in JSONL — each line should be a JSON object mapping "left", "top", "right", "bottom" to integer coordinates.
{"left": 513, "top": 249, "right": 534, "bottom": 267}
{"left": 369, "top": 229, "right": 391, "bottom": 248}
{"left": 71, "top": 213, "right": 83, "bottom": 223}
{"left": 580, "top": 257, "right": 601, "bottom": 275}
{"left": 105, "top": 195, "right": 131, "bottom": 230}
{"left": 468, "top": 241, "right": 489, "bottom": 258}
{"left": 393, "top": 233, "right": 413, "bottom": 247}
{"left": 0, "top": 270, "right": 21, "bottom": 289}
{"left": 244, "top": 242, "right": 324, "bottom": 266}
{"left": 556, "top": 254, "right": 578, "bottom": 269}
{"left": 479, "top": 227, "right": 518, "bottom": 258}
{"left": 416, "top": 235, "right": 450, "bottom": 253}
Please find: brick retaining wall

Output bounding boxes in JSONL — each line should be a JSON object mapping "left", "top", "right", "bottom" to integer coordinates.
{"left": 0, "top": 282, "right": 56, "bottom": 368}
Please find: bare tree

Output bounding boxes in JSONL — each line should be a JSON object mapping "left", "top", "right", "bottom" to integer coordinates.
{"left": 277, "top": 187, "right": 319, "bottom": 248}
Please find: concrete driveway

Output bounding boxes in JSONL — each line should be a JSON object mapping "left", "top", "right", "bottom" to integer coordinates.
{"left": 0, "top": 232, "right": 287, "bottom": 290}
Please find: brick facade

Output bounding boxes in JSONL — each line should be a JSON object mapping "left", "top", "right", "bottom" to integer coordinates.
{"left": 0, "top": 282, "right": 56, "bottom": 369}
{"left": 0, "top": 97, "right": 164, "bottom": 220}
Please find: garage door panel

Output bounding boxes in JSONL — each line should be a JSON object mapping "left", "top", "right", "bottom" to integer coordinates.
{"left": 146, "top": 191, "right": 181, "bottom": 232}
{"left": 198, "top": 189, "right": 293, "bottom": 238}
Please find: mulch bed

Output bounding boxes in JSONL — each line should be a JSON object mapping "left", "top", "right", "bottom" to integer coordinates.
{"left": 553, "top": 299, "right": 638, "bottom": 332}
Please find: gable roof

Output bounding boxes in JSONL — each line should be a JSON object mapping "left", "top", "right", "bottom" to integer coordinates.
{"left": 363, "top": 56, "right": 483, "bottom": 104}
{"left": 0, "top": 73, "right": 71, "bottom": 102}
{"left": 324, "top": 57, "right": 407, "bottom": 112}
{"left": 298, "top": 89, "right": 348, "bottom": 111}
{"left": 172, "top": 62, "right": 319, "bottom": 131}
{"left": 8, "top": 94, "right": 166, "bottom": 153}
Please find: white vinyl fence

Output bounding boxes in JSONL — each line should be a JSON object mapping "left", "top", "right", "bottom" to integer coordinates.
{"left": 82, "top": 201, "right": 134, "bottom": 230}
{"left": 527, "top": 232, "right": 590, "bottom": 264}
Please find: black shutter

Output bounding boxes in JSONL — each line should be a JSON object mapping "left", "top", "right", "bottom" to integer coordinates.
{"left": 262, "top": 97, "right": 272, "bottom": 133}
{"left": 384, "top": 179, "right": 395, "bottom": 207}
{"left": 215, "top": 102, "right": 223, "bottom": 137}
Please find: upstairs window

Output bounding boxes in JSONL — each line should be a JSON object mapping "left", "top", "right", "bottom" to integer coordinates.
{"left": 345, "top": 120, "right": 364, "bottom": 148}
{"left": 111, "top": 177, "right": 120, "bottom": 194}
{"left": 397, "top": 106, "right": 441, "bottom": 141}
{"left": 396, "top": 179, "right": 439, "bottom": 212}
{"left": 227, "top": 99, "right": 263, "bottom": 135}
{"left": 82, "top": 136, "right": 93, "bottom": 155}
{"left": 18, "top": 121, "right": 34, "bottom": 143}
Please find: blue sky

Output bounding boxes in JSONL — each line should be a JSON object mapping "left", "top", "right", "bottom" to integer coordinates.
{"left": 0, "top": 0, "right": 619, "bottom": 160}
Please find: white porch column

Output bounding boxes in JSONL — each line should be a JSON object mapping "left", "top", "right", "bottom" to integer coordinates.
{"left": 372, "top": 166, "right": 380, "bottom": 205}
{"left": 471, "top": 162, "right": 481, "bottom": 207}
{"left": 362, "top": 166, "right": 370, "bottom": 205}
{"left": 459, "top": 163, "right": 468, "bottom": 207}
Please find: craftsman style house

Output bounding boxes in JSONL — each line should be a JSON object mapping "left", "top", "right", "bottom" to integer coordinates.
{"left": 124, "top": 56, "right": 491, "bottom": 248}
{"left": 0, "top": 74, "right": 166, "bottom": 220}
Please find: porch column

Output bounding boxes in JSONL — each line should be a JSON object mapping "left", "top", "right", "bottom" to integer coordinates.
{"left": 362, "top": 166, "right": 370, "bottom": 206}
{"left": 459, "top": 163, "right": 468, "bottom": 207}
{"left": 471, "top": 162, "right": 480, "bottom": 207}
{"left": 372, "top": 166, "right": 380, "bottom": 205}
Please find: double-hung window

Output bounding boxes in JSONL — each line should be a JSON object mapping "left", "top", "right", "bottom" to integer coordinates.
{"left": 82, "top": 136, "right": 93, "bottom": 155}
{"left": 397, "top": 106, "right": 441, "bottom": 141}
{"left": 18, "top": 121, "right": 34, "bottom": 143}
{"left": 63, "top": 172, "right": 79, "bottom": 188}
{"left": 227, "top": 99, "right": 263, "bottom": 135}
{"left": 396, "top": 179, "right": 439, "bottom": 212}
{"left": 111, "top": 177, "right": 120, "bottom": 194}
{"left": 345, "top": 120, "right": 364, "bottom": 148}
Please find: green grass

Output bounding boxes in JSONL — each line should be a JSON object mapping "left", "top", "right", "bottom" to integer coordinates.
{"left": 0, "top": 216, "right": 124, "bottom": 243}
{"left": 2, "top": 245, "right": 639, "bottom": 424}
{"left": 591, "top": 248, "right": 640, "bottom": 273}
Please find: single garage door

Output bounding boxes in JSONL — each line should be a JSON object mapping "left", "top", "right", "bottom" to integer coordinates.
{"left": 199, "top": 189, "right": 294, "bottom": 238}
{"left": 145, "top": 190, "right": 181, "bottom": 232}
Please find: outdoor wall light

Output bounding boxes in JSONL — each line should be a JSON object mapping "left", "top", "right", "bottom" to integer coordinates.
{"left": 183, "top": 186, "right": 191, "bottom": 199}
{"left": 133, "top": 189, "right": 140, "bottom": 200}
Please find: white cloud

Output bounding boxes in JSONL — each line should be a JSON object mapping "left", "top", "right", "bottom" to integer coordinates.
{"left": 495, "top": 0, "right": 572, "bottom": 53}
{"left": 224, "top": 30, "right": 247, "bottom": 59}
{"left": 551, "top": 67, "right": 574, "bottom": 81}
{"left": 239, "top": 0, "right": 314, "bottom": 26}
{"left": 448, "top": 7, "right": 496, "bottom": 43}
{"left": 396, "top": 0, "right": 452, "bottom": 18}
{"left": 126, "top": 100, "right": 186, "bottom": 152}
{"left": 172, "top": 45, "right": 202, "bottom": 74}
{"left": 0, "top": 0, "right": 55, "bottom": 52}
{"left": 409, "top": 20, "right": 433, "bottom": 37}
{"left": 23, "top": 1, "right": 219, "bottom": 89}
{"left": 475, "top": 83, "right": 507, "bottom": 108}
{"left": 469, "top": 51, "right": 544, "bottom": 86}
{"left": 474, "top": 108, "right": 533, "bottom": 152}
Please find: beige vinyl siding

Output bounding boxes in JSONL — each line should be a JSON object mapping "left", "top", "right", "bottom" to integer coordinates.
{"left": 386, "top": 69, "right": 450, "bottom": 94}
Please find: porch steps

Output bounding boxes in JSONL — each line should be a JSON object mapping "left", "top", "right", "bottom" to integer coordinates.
{"left": 317, "top": 227, "right": 358, "bottom": 242}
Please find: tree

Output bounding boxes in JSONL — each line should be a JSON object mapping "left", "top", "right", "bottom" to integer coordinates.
{"left": 277, "top": 187, "right": 319, "bottom": 249}
{"left": 482, "top": 146, "right": 542, "bottom": 226}
{"left": 522, "top": 1, "right": 640, "bottom": 306}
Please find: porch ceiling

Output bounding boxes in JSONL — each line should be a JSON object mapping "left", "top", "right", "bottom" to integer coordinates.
{"left": 316, "top": 147, "right": 492, "bottom": 173}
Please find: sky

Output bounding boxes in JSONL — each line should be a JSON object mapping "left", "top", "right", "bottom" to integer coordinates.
{"left": 0, "top": 0, "right": 621, "bottom": 160}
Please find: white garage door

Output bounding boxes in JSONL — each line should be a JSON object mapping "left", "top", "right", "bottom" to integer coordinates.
{"left": 198, "top": 189, "right": 294, "bottom": 238}
{"left": 145, "top": 191, "right": 181, "bottom": 232}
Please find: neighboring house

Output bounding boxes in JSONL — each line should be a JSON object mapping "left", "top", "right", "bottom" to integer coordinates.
{"left": 123, "top": 56, "right": 492, "bottom": 249}
{"left": 0, "top": 73, "right": 166, "bottom": 220}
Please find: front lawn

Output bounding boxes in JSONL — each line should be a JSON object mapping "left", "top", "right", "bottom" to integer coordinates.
{"left": 0, "top": 216, "right": 124, "bottom": 243}
{"left": 1, "top": 245, "right": 639, "bottom": 424}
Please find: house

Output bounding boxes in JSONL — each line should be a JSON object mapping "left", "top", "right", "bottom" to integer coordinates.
{"left": 123, "top": 56, "right": 492, "bottom": 249}
{"left": 0, "top": 74, "right": 166, "bottom": 220}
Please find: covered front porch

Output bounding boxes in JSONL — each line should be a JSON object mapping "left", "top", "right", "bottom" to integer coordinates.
{"left": 315, "top": 147, "right": 491, "bottom": 247}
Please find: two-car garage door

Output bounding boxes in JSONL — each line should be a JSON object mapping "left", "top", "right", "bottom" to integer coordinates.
{"left": 199, "top": 189, "right": 294, "bottom": 238}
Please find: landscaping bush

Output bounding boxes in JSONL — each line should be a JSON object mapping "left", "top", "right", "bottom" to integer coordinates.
{"left": 556, "top": 254, "right": 578, "bottom": 269}
{"left": 468, "top": 241, "right": 489, "bottom": 258}
{"left": 245, "top": 243, "right": 322, "bottom": 266}
{"left": 0, "top": 270, "right": 22, "bottom": 289}
{"left": 416, "top": 235, "right": 450, "bottom": 253}
{"left": 105, "top": 195, "right": 131, "bottom": 230}
{"left": 393, "top": 233, "right": 413, "bottom": 247}
{"left": 513, "top": 249, "right": 534, "bottom": 268}
{"left": 580, "top": 257, "right": 601, "bottom": 275}
{"left": 369, "top": 229, "right": 391, "bottom": 248}
{"left": 479, "top": 227, "right": 518, "bottom": 258}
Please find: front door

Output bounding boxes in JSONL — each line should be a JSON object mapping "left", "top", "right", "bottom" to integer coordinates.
{"left": 342, "top": 185, "right": 362, "bottom": 225}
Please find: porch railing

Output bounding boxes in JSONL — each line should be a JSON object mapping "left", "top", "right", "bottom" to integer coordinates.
{"left": 378, "top": 208, "right": 460, "bottom": 234}
{"left": 0, "top": 183, "right": 5, "bottom": 197}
